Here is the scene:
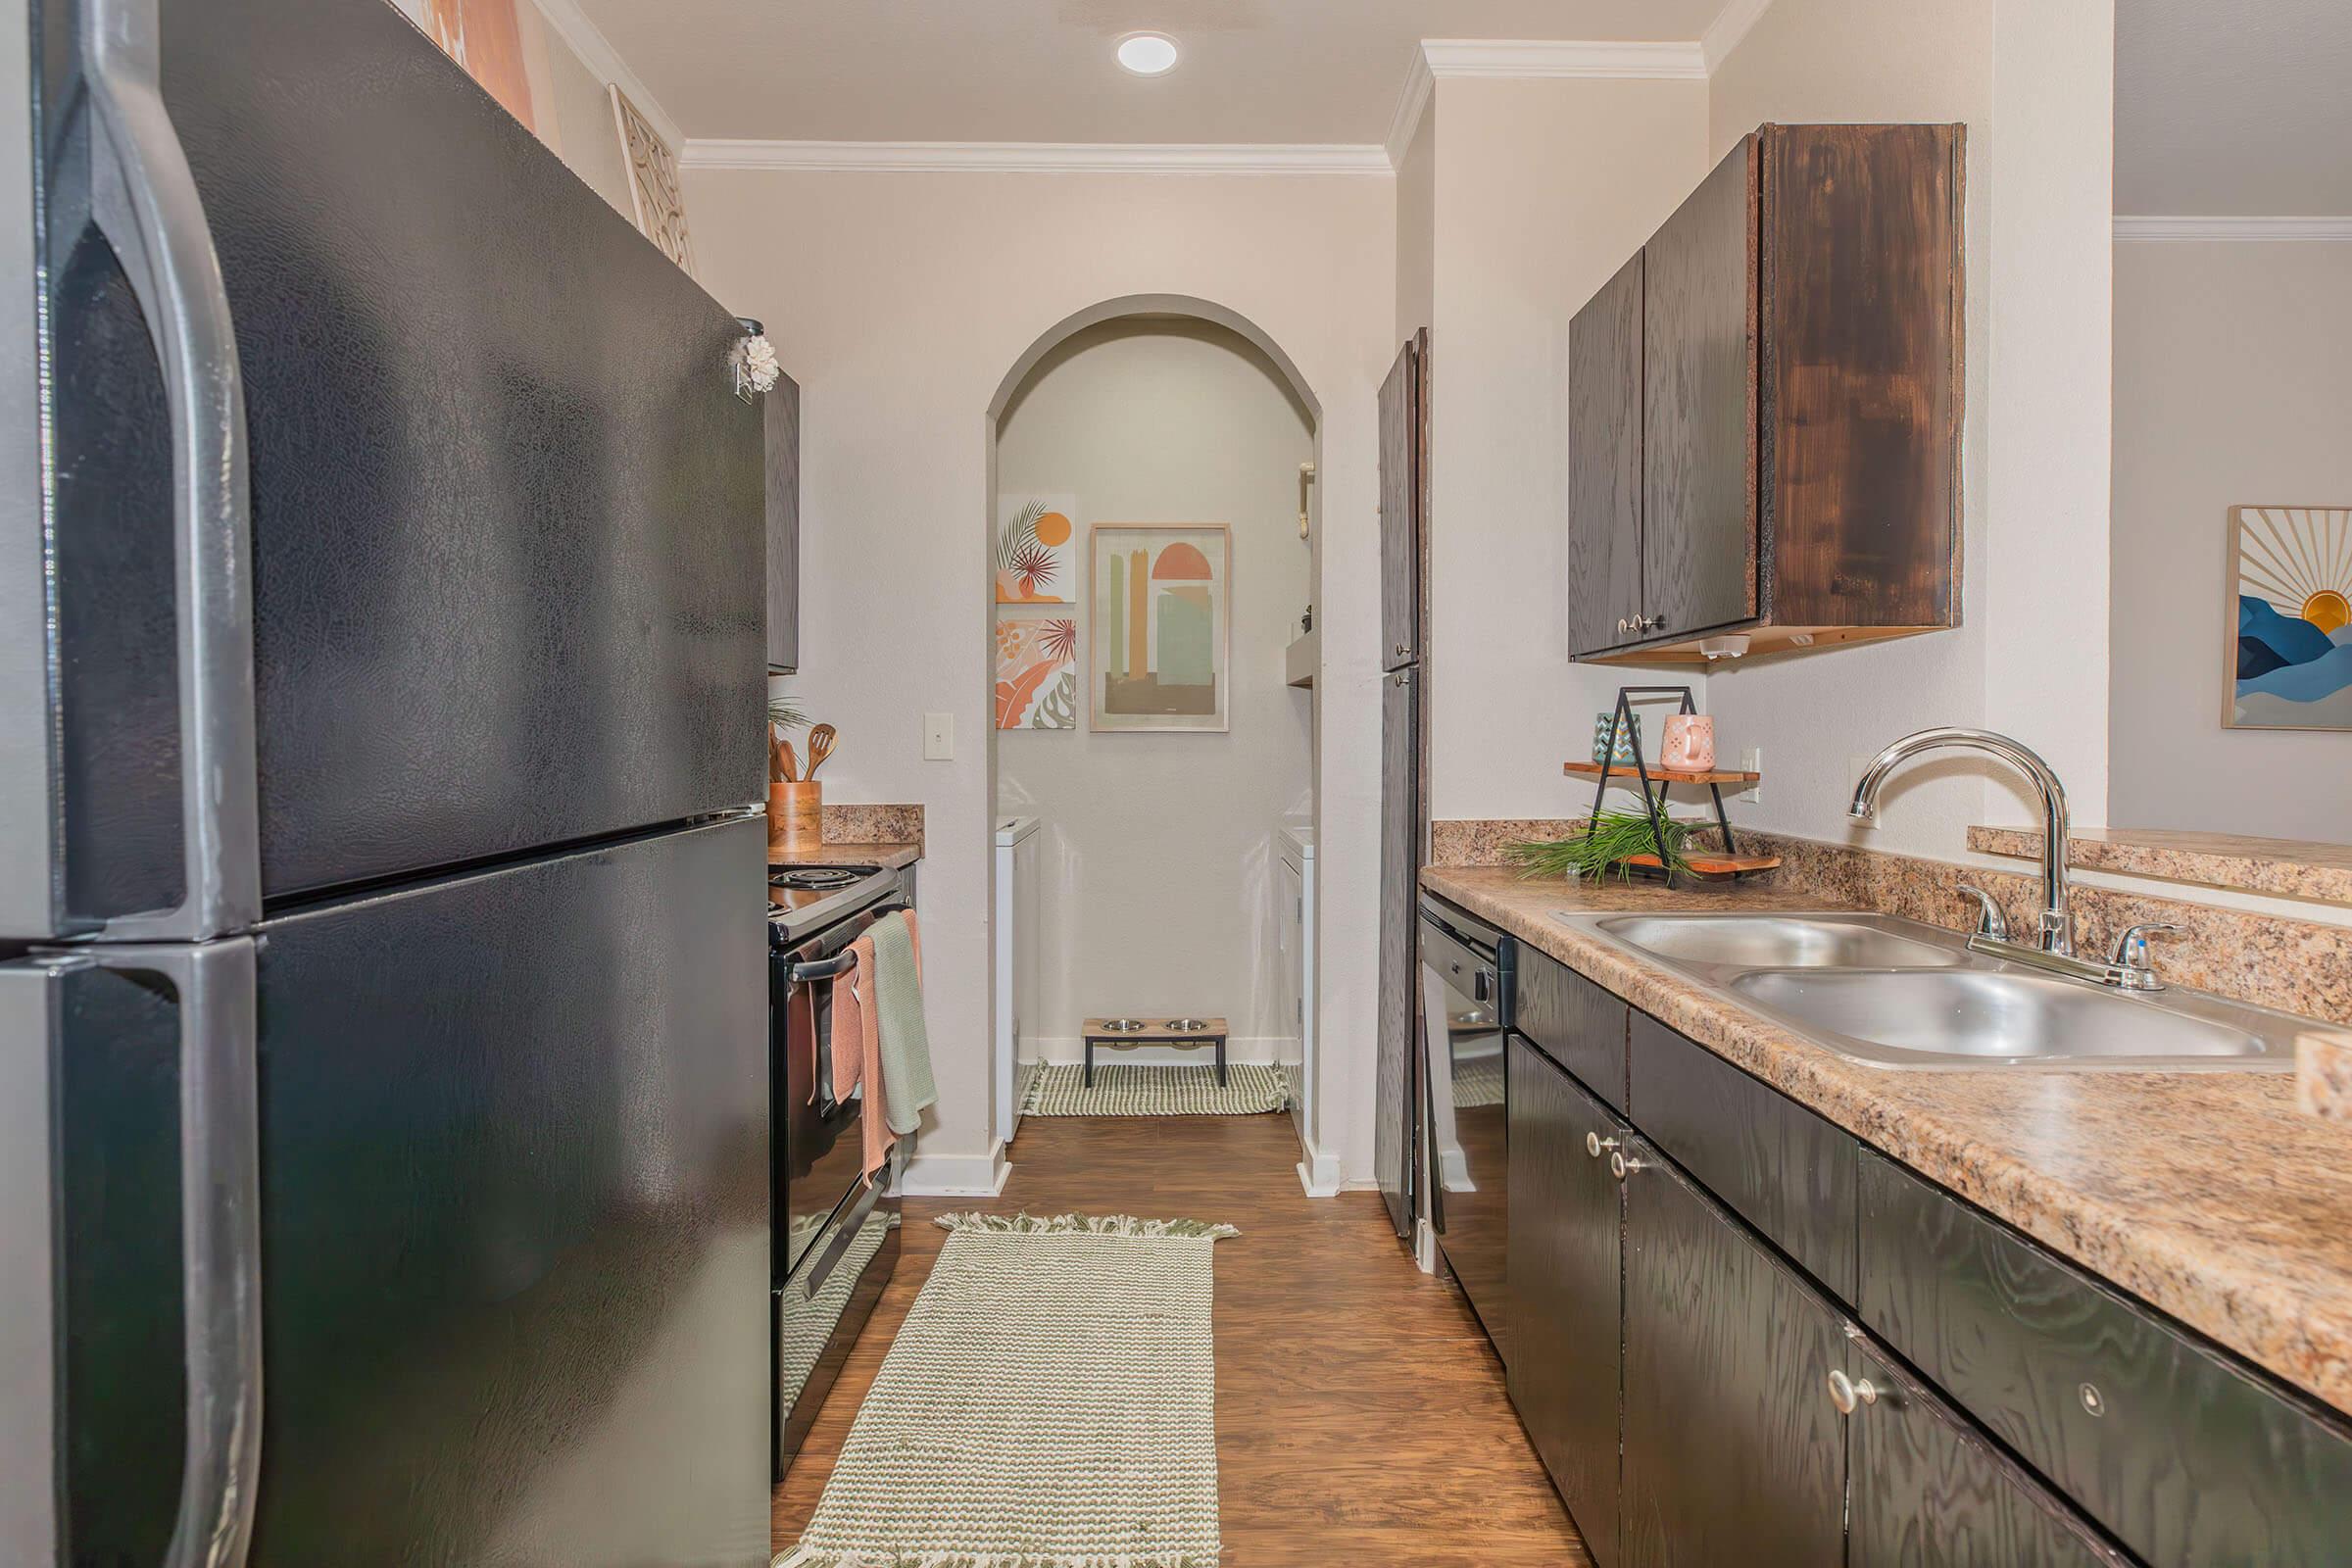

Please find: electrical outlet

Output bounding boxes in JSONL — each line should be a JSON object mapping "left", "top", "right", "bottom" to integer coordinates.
{"left": 1739, "top": 748, "right": 1762, "bottom": 806}
{"left": 924, "top": 711, "right": 955, "bottom": 760}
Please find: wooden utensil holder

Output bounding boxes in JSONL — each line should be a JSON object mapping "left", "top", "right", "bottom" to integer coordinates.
{"left": 768, "top": 781, "right": 822, "bottom": 855}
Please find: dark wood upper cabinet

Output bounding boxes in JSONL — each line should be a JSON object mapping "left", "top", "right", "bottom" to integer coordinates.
{"left": 1567, "top": 254, "right": 1644, "bottom": 655}
{"left": 1568, "top": 122, "right": 1964, "bottom": 663}
{"left": 765, "top": 369, "right": 802, "bottom": 673}
{"left": 1642, "top": 135, "right": 1759, "bottom": 645}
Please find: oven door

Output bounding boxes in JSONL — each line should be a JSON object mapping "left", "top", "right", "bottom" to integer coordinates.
{"left": 1420, "top": 906, "right": 1510, "bottom": 1351}
{"left": 772, "top": 896, "right": 909, "bottom": 1283}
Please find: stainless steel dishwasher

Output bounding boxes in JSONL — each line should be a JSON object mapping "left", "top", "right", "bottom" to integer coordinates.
{"left": 1419, "top": 896, "right": 1514, "bottom": 1353}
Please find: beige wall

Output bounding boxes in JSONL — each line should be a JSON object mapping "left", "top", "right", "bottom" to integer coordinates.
{"left": 1700, "top": 0, "right": 2113, "bottom": 858}
{"left": 2110, "top": 240, "right": 2352, "bottom": 842}
{"left": 994, "top": 318, "right": 1315, "bottom": 1056}
{"left": 684, "top": 167, "right": 1394, "bottom": 1189}
{"left": 1425, "top": 75, "right": 1710, "bottom": 823}
{"left": 523, "top": 3, "right": 634, "bottom": 216}
{"left": 1395, "top": 106, "right": 1436, "bottom": 343}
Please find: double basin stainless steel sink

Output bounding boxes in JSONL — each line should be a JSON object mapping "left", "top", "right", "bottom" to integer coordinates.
{"left": 1558, "top": 909, "right": 2308, "bottom": 1071}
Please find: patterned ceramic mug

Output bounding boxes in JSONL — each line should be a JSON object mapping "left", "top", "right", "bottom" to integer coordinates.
{"left": 1660, "top": 713, "right": 1716, "bottom": 771}
{"left": 1592, "top": 711, "right": 1642, "bottom": 765}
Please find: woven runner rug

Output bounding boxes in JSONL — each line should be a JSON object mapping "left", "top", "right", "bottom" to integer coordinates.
{"left": 1018, "top": 1062, "right": 1288, "bottom": 1117}
{"left": 777, "top": 1213, "right": 1239, "bottom": 1568}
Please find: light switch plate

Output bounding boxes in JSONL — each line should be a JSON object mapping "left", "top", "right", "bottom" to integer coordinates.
{"left": 924, "top": 711, "right": 955, "bottom": 760}
{"left": 1739, "top": 748, "right": 1762, "bottom": 805}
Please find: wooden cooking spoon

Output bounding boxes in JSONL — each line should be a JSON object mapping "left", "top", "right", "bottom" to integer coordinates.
{"left": 805, "top": 723, "right": 837, "bottom": 778}
{"left": 776, "top": 737, "right": 800, "bottom": 782}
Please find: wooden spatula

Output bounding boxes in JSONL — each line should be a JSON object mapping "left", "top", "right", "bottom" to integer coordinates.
{"left": 805, "top": 723, "right": 837, "bottom": 778}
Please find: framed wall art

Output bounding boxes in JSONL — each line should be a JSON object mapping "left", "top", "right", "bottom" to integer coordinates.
{"left": 1089, "top": 524, "right": 1230, "bottom": 733}
{"left": 2226, "top": 505, "right": 2352, "bottom": 731}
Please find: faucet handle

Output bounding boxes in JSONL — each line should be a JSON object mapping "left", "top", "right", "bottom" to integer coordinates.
{"left": 2109, "top": 921, "right": 2182, "bottom": 973}
{"left": 1955, "top": 884, "right": 2010, "bottom": 942}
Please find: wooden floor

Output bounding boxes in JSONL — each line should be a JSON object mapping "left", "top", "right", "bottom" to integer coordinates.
{"left": 773, "top": 1110, "right": 1592, "bottom": 1566}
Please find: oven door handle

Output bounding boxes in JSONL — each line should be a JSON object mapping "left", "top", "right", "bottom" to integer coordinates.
{"left": 784, "top": 905, "right": 911, "bottom": 985}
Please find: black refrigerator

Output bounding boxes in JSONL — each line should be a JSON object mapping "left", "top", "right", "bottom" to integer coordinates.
{"left": 2, "top": 1, "right": 772, "bottom": 1564}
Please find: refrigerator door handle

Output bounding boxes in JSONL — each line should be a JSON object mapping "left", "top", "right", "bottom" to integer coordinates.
{"left": 24, "top": 941, "right": 265, "bottom": 1568}
{"left": 80, "top": 0, "right": 261, "bottom": 942}
{"left": 0, "top": 965, "right": 63, "bottom": 1563}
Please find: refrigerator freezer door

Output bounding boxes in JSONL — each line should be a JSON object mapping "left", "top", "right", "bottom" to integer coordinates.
{"left": 5, "top": 939, "right": 263, "bottom": 1568}
{"left": 244, "top": 813, "right": 768, "bottom": 1566}
{"left": 157, "top": 0, "right": 762, "bottom": 901}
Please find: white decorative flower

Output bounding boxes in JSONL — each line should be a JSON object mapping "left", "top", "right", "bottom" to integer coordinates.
{"left": 739, "top": 333, "right": 782, "bottom": 394}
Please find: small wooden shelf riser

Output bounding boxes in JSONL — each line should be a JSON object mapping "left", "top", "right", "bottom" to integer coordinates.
{"left": 1564, "top": 760, "right": 1760, "bottom": 787}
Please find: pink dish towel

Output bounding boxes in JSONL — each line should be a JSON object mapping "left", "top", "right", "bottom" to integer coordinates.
{"left": 825, "top": 910, "right": 924, "bottom": 1183}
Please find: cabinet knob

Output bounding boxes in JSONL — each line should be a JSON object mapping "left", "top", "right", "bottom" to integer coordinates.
{"left": 1617, "top": 616, "right": 1630, "bottom": 634}
{"left": 1585, "top": 1131, "right": 1620, "bottom": 1158}
{"left": 1827, "top": 1369, "right": 1881, "bottom": 1415}
{"left": 1609, "top": 1150, "right": 1646, "bottom": 1181}
{"left": 1394, "top": 642, "right": 1412, "bottom": 660}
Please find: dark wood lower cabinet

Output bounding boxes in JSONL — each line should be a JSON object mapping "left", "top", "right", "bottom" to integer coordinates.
{"left": 1504, "top": 1038, "right": 1624, "bottom": 1565}
{"left": 1846, "top": 1341, "right": 2132, "bottom": 1567}
{"left": 1619, "top": 1140, "right": 1847, "bottom": 1567}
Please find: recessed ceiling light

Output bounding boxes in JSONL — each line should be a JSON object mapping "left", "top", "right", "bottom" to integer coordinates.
{"left": 1115, "top": 32, "right": 1179, "bottom": 76}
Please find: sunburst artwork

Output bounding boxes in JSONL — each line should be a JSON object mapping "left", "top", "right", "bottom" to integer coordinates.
{"left": 2228, "top": 506, "right": 2352, "bottom": 730}
{"left": 996, "top": 496, "right": 1077, "bottom": 605}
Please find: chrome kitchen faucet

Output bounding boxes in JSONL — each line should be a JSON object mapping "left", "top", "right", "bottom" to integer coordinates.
{"left": 1847, "top": 727, "right": 2178, "bottom": 990}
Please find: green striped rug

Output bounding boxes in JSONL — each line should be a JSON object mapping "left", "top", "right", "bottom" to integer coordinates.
{"left": 1019, "top": 1062, "right": 1289, "bottom": 1117}
{"left": 777, "top": 1213, "right": 1238, "bottom": 1568}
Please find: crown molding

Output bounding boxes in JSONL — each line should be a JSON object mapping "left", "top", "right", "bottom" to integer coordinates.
{"left": 1417, "top": 39, "right": 1709, "bottom": 81}
{"left": 678, "top": 140, "right": 1393, "bottom": 174}
{"left": 1701, "top": 0, "right": 1775, "bottom": 73}
{"left": 1385, "top": 46, "right": 1437, "bottom": 167}
{"left": 2114, "top": 215, "right": 2352, "bottom": 241}
{"left": 1387, "top": 36, "right": 1717, "bottom": 167}
{"left": 529, "top": 0, "right": 681, "bottom": 152}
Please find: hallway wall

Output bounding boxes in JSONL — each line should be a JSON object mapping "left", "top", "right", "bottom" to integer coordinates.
{"left": 2109, "top": 239, "right": 2352, "bottom": 842}
{"left": 994, "top": 318, "right": 1315, "bottom": 1058}
{"left": 683, "top": 166, "right": 1394, "bottom": 1193}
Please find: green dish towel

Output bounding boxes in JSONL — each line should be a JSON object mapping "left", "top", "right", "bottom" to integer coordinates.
{"left": 870, "top": 910, "right": 936, "bottom": 1136}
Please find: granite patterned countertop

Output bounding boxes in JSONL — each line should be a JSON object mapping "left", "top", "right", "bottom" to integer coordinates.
{"left": 1422, "top": 863, "right": 2352, "bottom": 1418}
{"left": 1968, "top": 824, "right": 2352, "bottom": 905}
{"left": 768, "top": 841, "right": 921, "bottom": 870}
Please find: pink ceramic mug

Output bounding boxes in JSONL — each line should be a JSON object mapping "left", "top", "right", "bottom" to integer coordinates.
{"left": 1660, "top": 713, "right": 1715, "bottom": 771}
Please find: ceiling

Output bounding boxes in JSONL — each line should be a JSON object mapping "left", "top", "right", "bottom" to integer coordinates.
{"left": 570, "top": 0, "right": 1735, "bottom": 145}
{"left": 2115, "top": 0, "right": 2352, "bottom": 215}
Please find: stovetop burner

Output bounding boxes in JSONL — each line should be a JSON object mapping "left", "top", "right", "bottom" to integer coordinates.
{"left": 772, "top": 866, "right": 863, "bottom": 892}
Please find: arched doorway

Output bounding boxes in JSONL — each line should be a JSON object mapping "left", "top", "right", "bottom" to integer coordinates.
{"left": 984, "top": 296, "right": 1324, "bottom": 1173}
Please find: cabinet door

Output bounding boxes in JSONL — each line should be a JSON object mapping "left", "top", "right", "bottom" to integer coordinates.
{"left": 1569, "top": 253, "right": 1644, "bottom": 656}
{"left": 1373, "top": 666, "right": 1420, "bottom": 1238}
{"left": 1621, "top": 1140, "right": 1845, "bottom": 1566}
{"left": 1506, "top": 1038, "right": 1625, "bottom": 1566}
{"left": 1845, "top": 1340, "right": 2132, "bottom": 1567}
{"left": 1642, "top": 135, "right": 1759, "bottom": 643}
{"left": 1379, "top": 333, "right": 1425, "bottom": 670}
{"left": 766, "top": 368, "right": 802, "bottom": 672}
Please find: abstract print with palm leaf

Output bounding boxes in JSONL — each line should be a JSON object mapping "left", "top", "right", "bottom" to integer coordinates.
{"left": 996, "top": 496, "right": 1077, "bottom": 605}
{"left": 996, "top": 612, "right": 1079, "bottom": 730}
{"left": 2229, "top": 506, "right": 2352, "bottom": 730}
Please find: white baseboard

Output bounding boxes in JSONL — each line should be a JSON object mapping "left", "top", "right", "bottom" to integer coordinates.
{"left": 1296, "top": 1138, "right": 1346, "bottom": 1199}
{"left": 1027, "top": 1035, "right": 1297, "bottom": 1068}
{"left": 897, "top": 1141, "right": 1012, "bottom": 1198}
